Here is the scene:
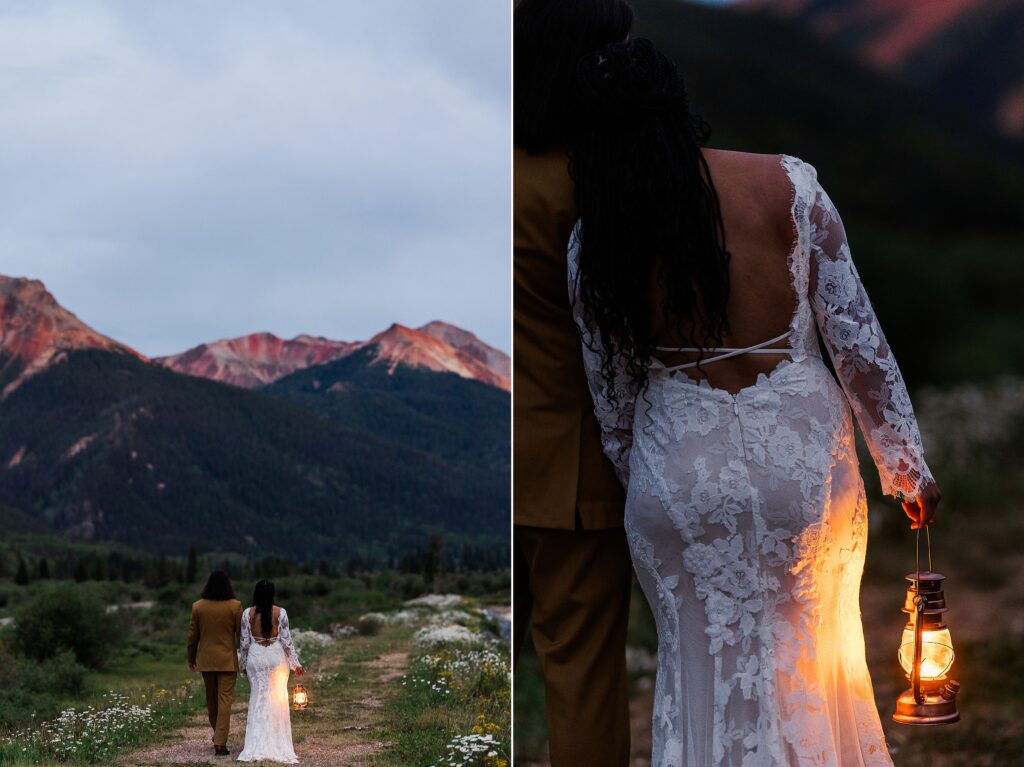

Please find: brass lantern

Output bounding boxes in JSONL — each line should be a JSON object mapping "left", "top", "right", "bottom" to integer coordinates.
{"left": 892, "top": 567, "right": 961, "bottom": 725}
{"left": 292, "top": 683, "right": 309, "bottom": 711}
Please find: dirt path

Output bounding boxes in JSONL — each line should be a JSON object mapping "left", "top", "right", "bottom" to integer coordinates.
{"left": 121, "top": 633, "right": 409, "bottom": 767}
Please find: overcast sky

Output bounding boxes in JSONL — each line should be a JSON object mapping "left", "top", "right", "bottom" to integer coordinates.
{"left": 0, "top": 1, "right": 510, "bottom": 355}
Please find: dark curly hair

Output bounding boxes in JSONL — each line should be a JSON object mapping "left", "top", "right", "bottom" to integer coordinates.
{"left": 570, "top": 38, "right": 730, "bottom": 401}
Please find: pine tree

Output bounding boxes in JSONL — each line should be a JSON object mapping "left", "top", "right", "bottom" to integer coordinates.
{"left": 37, "top": 558, "right": 50, "bottom": 580}
{"left": 186, "top": 545, "right": 198, "bottom": 583}
{"left": 424, "top": 533, "right": 445, "bottom": 593}
{"left": 14, "top": 558, "right": 30, "bottom": 586}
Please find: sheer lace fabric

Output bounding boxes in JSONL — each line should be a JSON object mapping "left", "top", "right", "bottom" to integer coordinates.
{"left": 237, "top": 607, "right": 301, "bottom": 764}
{"left": 569, "top": 155, "right": 933, "bottom": 767}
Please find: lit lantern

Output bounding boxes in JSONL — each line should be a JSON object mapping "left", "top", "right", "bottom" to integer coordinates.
{"left": 292, "top": 683, "right": 309, "bottom": 711}
{"left": 892, "top": 570, "right": 960, "bottom": 725}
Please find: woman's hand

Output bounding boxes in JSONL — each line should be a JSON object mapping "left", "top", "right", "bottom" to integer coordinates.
{"left": 295, "top": 666, "right": 304, "bottom": 676}
{"left": 902, "top": 481, "right": 941, "bottom": 529}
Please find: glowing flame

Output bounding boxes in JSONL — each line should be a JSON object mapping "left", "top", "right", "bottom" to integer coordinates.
{"left": 898, "top": 627, "right": 955, "bottom": 679}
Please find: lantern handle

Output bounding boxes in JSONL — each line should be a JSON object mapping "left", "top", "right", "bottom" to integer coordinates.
{"left": 914, "top": 525, "right": 933, "bottom": 579}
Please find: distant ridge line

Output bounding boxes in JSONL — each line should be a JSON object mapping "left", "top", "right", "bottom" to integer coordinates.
{"left": 0, "top": 274, "right": 509, "bottom": 395}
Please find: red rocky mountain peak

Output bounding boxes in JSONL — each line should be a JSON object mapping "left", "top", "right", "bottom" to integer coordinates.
{"left": 0, "top": 276, "right": 143, "bottom": 397}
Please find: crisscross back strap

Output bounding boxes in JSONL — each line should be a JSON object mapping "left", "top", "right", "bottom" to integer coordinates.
{"left": 654, "top": 329, "right": 795, "bottom": 372}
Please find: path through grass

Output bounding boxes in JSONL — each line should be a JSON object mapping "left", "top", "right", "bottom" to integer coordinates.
{"left": 120, "top": 628, "right": 410, "bottom": 767}
{"left": 118, "top": 596, "right": 510, "bottom": 767}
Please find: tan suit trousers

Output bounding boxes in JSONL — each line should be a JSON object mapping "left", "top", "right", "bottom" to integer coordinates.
{"left": 202, "top": 671, "right": 236, "bottom": 746}
{"left": 514, "top": 522, "right": 633, "bottom": 766}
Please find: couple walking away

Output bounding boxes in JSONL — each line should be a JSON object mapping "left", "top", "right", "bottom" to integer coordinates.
{"left": 513, "top": 2, "right": 941, "bottom": 766}
{"left": 188, "top": 572, "right": 305, "bottom": 763}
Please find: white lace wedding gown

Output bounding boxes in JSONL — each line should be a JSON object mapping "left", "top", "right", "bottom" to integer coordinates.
{"left": 237, "top": 607, "right": 302, "bottom": 764}
{"left": 570, "top": 155, "right": 933, "bottom": 767}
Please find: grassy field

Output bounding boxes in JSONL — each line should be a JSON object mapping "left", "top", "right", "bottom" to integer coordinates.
{"left": 0, "top": 568, "right": 509, "bottom": 766}
{"left": 514, "top": 378, "right": 1024, "bottom": 766}
{"left": 123, "top": 600, "right": 509, "bottom": 767}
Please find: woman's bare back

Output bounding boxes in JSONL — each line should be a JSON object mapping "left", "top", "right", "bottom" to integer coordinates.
{"left": 650, "top": 149, "right": 798, "bottom": 394}
{"left": 251, "top": 605, "right": 281, "bottom": 644}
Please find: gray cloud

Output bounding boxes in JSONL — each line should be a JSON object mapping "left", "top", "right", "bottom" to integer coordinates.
{"left": 0, "top": 0, "right": 510, "bottom": 354}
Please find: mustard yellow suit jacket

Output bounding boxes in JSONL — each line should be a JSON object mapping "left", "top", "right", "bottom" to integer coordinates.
{"left": 514, "top": 147, "right": 625, "bottom": 530}
{"left": 187, "top": 598, "right": 243, "bottom": 672}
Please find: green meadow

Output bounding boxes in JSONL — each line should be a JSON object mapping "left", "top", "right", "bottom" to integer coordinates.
{"left": 0, "top": 540, "right": 509, "bottom": 766}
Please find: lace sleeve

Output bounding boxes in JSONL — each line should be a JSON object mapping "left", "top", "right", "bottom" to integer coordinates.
{"left": 807, "top": 180, "right": 933, "bottom": 499}
{"left": 238, "top": 607, "right": 251, "bottom": 672}
{"left": 568, "top": 223, "right": 638, "bottom": 488}
{"left": 278, "top": 609, "right": 302, "bottom": 672}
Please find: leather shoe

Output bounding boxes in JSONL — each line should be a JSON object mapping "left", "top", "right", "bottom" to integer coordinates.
{"left": 214, "top": 745, "right": 230, "bottom": 756}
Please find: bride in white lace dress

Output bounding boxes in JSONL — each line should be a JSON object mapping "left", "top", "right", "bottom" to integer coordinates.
{"left": 238, "top": 580, "right": 304, "bottom": 764}
{"left": 569, "top": 40, "right": 941, "bottom": 766}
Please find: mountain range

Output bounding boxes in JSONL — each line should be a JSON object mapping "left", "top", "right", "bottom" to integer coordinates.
{"left": 154, "top": 322, "right": 510, "bottom": 392}
{"left": 0, "top": 276, "right": 508, "bottom": 395}
{"left": 0, "top": 275, "right": 509, "bottom": 564}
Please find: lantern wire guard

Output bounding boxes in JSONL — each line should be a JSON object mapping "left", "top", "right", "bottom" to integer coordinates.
{"left": 892, "top": 523, "right": 961, "bottom": 725}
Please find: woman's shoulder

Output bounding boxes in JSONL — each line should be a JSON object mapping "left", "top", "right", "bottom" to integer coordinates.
{"left": 706, "top": 149, "right": 810, "bottom": 238}
{"left": 704, "top": 148, "right": 816, "bottom": 188}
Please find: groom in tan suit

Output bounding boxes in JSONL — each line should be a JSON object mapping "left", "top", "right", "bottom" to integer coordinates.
{"left": 188, "top": 571, "right": 243, "bottom": 757}
{"left": 513, "top": 3, "right": 637, "bottom": 765}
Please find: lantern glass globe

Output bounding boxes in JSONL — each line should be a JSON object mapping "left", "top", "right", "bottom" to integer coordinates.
{"left": 898, "top": 627, "right": 954, "bottom": 679}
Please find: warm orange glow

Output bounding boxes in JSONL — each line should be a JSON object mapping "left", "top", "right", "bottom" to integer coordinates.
{"left": 292, "top": 684, "right": 309, "bottom": 710}
{"left": 898, "top": 627, "right": 955, "bottom": 679}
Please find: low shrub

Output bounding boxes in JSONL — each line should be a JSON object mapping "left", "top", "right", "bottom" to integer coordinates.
{"left": 0, "top": 649, "right": 91, "bottom": 728}
{"left": 156, "top": 582, "right": 185, "bottom": 606}
{"left": 23, "top": 650, "right": 90, "bottom": 698}
{"left": 11, "top": 583, "right": 120, "bottom": 669}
